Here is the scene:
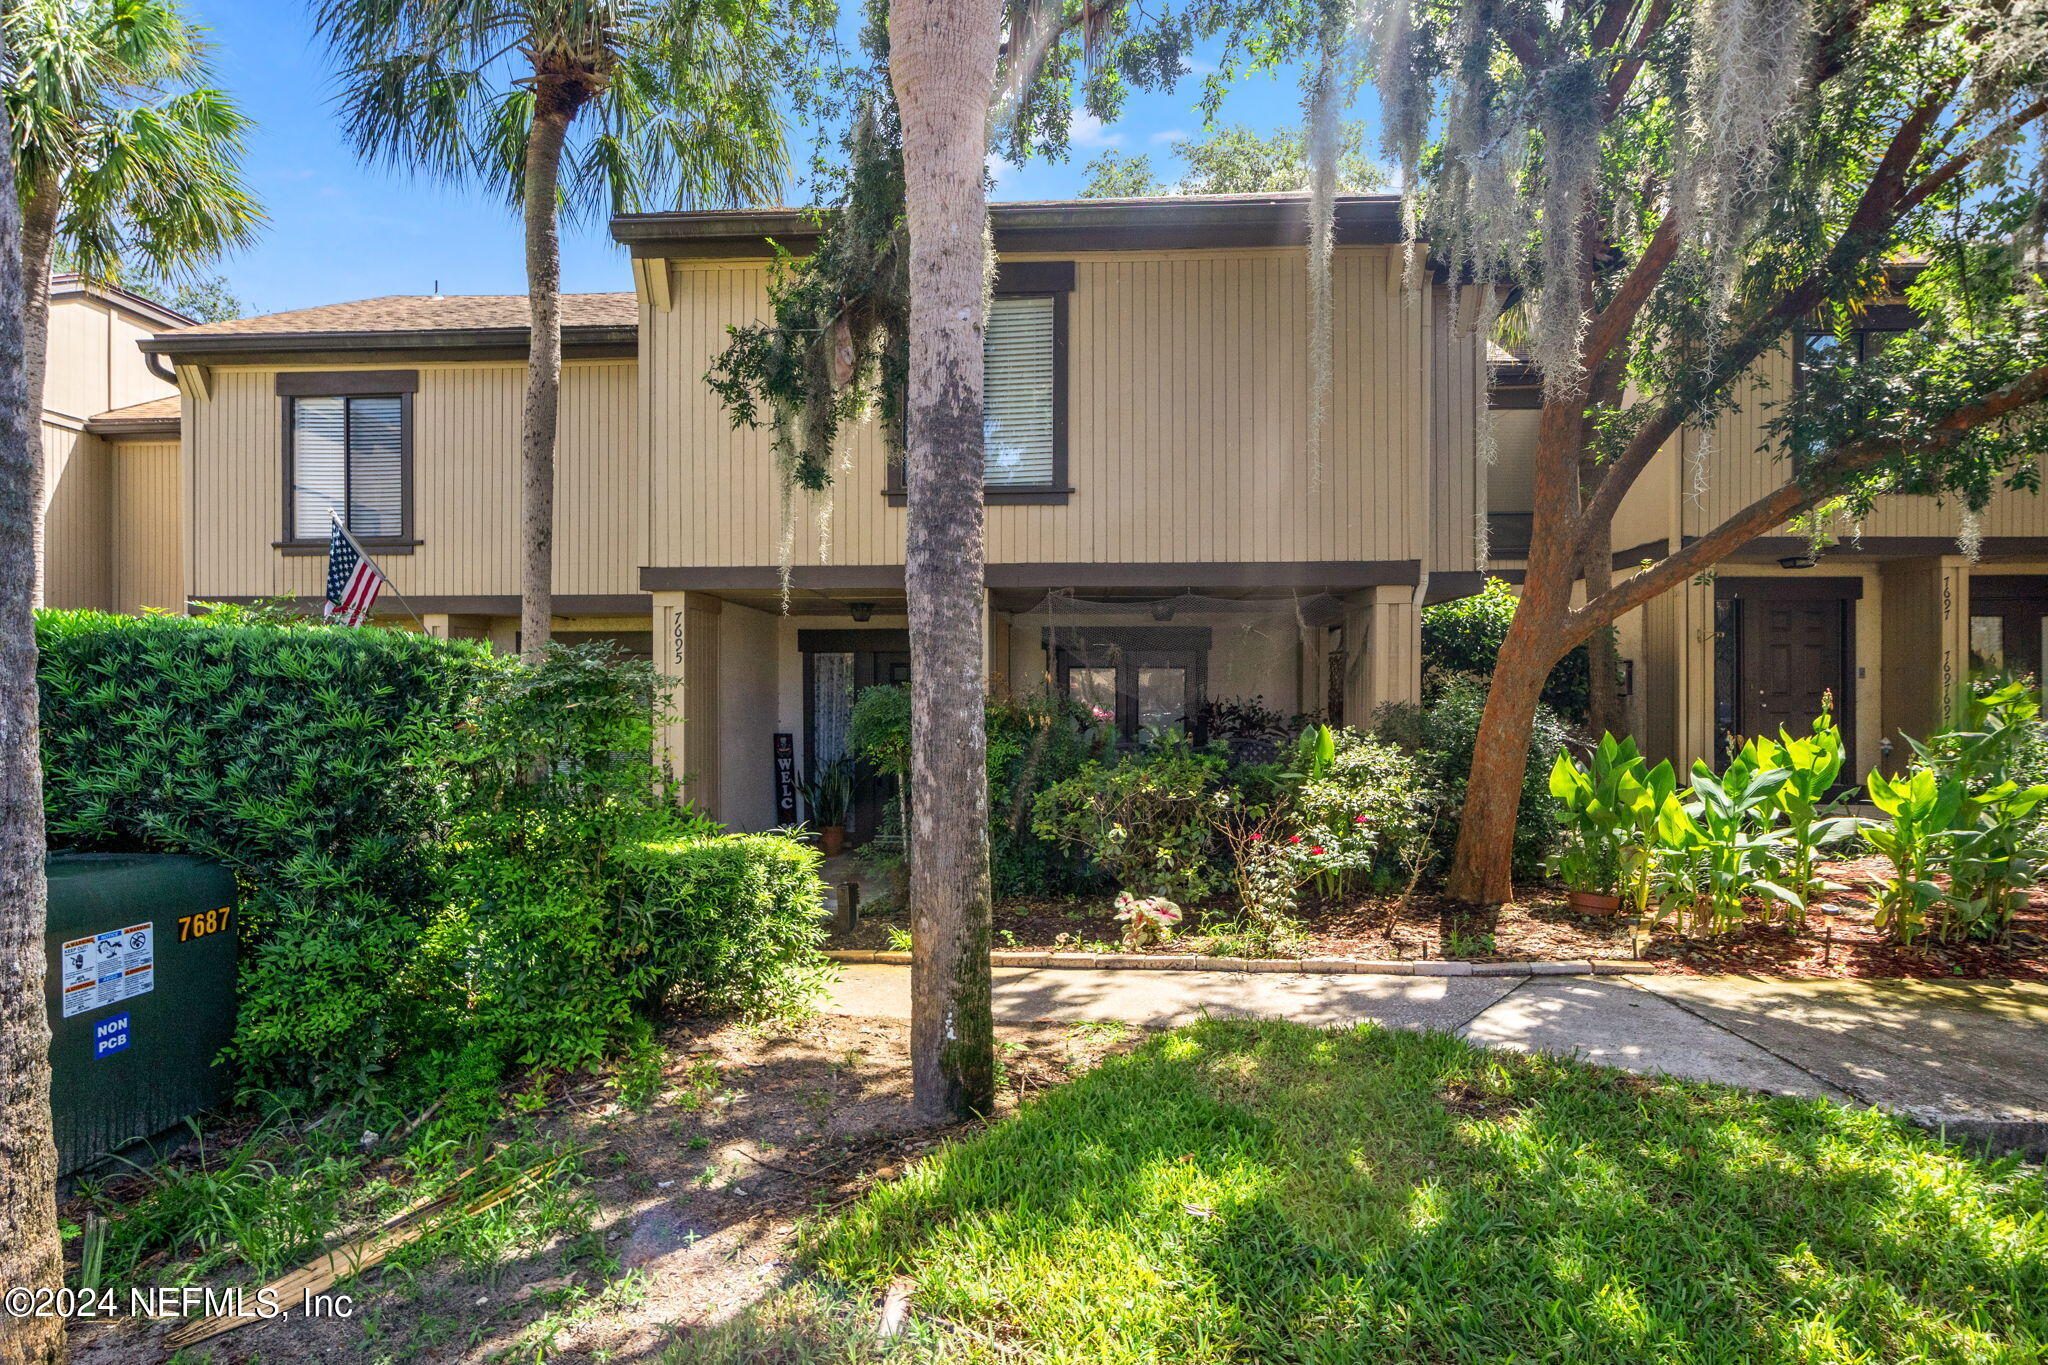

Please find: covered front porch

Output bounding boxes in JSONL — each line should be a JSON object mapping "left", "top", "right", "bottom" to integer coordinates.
{"left": 646, "top": 562, "right": 1434, "bottom": 832}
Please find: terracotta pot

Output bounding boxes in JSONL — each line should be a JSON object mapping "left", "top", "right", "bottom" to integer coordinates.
{"left": 821, "top": 826, "right": 846, "bottom": 858}
{"left": 1567, "top": 889, "right": 1624, "bottom": 915}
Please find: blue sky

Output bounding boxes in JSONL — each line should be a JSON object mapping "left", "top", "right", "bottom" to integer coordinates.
{"left": 183, "top": 0, "right": 1318, "bottom": 315}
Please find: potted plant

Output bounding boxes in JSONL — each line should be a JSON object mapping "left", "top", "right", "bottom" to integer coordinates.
{"left": 1547, "top": 734, "right": 1645, "bottom": 912}
{"left": 800, "top": 756, "right": 856, "bottom": 856}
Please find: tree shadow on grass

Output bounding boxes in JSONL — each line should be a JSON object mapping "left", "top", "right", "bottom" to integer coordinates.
{"left": 790, "top": 1019, "right": 2047, "bottom": 1364}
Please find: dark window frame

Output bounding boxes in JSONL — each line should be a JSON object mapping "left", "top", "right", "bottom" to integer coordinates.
{"left": 275, "top": 371, "right": 420, "bottom": 556}
{"left": 887, "top": 266, "right": 1071, "bottom": 506}
{"left": 1043, "top": 625, "right": 1211, "bottom": 745}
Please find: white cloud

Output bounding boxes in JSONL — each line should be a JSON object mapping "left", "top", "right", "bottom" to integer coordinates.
{"left": 986, "top": 153, "right": 1019, "bottom": 189}
{"left": 1069, "top": 109, "right": 1123, "bottom": 148}
{"left": 1149, "top": 128, "right": 1187, "bottom": 145}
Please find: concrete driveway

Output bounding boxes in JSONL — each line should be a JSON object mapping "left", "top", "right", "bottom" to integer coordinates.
{"left": 824, "top": 964, "right": 2048, "bottom": 1156}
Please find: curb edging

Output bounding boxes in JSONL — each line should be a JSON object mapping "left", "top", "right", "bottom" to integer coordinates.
{"left": 822, "top": 948, "right": 1658, "bottom": 977}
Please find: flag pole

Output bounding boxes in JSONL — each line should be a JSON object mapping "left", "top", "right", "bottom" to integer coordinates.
{"left": 330, "top": 512, "right": 426, "bottom": 632}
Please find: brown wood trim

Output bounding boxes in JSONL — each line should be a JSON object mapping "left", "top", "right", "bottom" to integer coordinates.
{"left": 1422, "top": 571, "right": 1489, "bottom": 604}
{"left": 640, "top": 560, "right": 1422, "bottom": 593}
{"left": 1725, "top": 536, "right": 2048, "bottom": 560}
{"left": 88, "top": 418, "right": 181, "bottom": 438}
{"left": 1614, "top": 538, "right": 1670, "bottom": 568}
{"left": 1713, "top": 575, "right": 1864, "bottom": 601}
{"left": 281, "top": 391, "right": 415, "bottom": 548}
{"left": 275, "top": 370, "right": 420, "bottom": 396}
{"left": 993, "top": 260, "right": 1074, "bottom": 292}
{"left": 150, "top": 327, "right": 636, "bottom": 364}
{"left": 194, "top": 593, "right": 652, "bottom": 615}
{"left": 274, "top": 538, "right": 421, "bottom": 557}
{"left": 616, "top": 196, "right": 1407, "bottom": 256}
{"left": 884, "top": 488, "right": 1075, "bottom": 506}
{"left": 796, "top": 628, "right": 913, "bottom": 653}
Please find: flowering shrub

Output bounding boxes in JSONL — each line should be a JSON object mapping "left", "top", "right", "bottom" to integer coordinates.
{"left": 1113, "top": 892, "right": 1183, "bottom": 949}
{"left": 1032, "top": 735, "right": 1228, "bottom": 902}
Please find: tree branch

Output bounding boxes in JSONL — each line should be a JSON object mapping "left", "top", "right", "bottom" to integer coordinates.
{"left": 1601, "top": 0, "right": 1671, "bottom": 116}
{"left": 1895, "top": 95, "right": 2048, "bottom": 219}
{"left": 1561, "top": 359, "right": 2048, "bottom": 644}
{"left": 1573, "top": 80, "right": 1959, "bottom": 555}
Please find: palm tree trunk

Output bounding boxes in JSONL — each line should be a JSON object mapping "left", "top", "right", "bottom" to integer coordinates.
{"left": 890, "top": 0, "right": 1002, "bottom": 1123}
{"left": 518, "top": 102, "right": 572, "bottom": 662}
{"left": 0, "top": 104, "right": 64, "bottom": 1365}
{"left": 19, "top": 174, "right": 58, "bottom": 612}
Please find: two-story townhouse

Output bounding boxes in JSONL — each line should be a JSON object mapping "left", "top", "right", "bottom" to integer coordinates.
{"left": 1488, "top": 291, "right": 2048, "bottom": 780}
{"left": 41, "top": 275, "right": 192, "bottom": 613}
{"left": 140, "top": 193, "right": 1490, "bottom": 832}
{"left": 614, "top": 194, "right": 1487, "bottom": 830}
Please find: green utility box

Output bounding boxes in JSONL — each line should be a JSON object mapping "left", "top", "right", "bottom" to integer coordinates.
{"left": 45, "top": 854, "right": 239, "bottom": 1176}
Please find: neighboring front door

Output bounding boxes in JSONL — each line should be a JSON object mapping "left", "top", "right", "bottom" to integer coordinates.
{"left": 1716, "top": 580, "right": 1856, "bottom": 766}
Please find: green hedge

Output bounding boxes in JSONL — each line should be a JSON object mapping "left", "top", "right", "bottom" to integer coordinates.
{"left": 37, "top": 608, "right": 827, "bottom": 1098}
{"left": 38, "top": 608, "right": 487, "bottom": 1092}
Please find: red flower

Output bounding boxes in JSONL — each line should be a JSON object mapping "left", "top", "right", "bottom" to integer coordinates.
{"left": 1288, "top": 834, "right": 1302, "bottom": 844}
{"left": 1249, "top": 832, "right": 1264, "bottom": 842}
{"left": 1353, "top": 814, "right": 1369, "bottom": 824}
{"left": 1309, "top": 846, "right": 1325, "bottom": 856}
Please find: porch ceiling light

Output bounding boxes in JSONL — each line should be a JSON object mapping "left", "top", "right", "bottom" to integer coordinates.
{"left": 849, "top": 601, "right": 875, "bottom": 622}
{"left": 1777, "top": 554, "right": 1819, "bottom": 570}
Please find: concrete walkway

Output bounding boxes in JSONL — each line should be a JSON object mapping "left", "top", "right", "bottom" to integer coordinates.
{"left": 825, "top": 964, "right": 2048, "bottom": 1156}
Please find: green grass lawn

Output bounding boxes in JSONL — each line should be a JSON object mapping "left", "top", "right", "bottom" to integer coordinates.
{"left": 788, "top": 1020, "right": 2045, "bottom": 1364}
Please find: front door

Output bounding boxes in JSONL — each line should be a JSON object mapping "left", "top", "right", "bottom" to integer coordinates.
{"left": 799, "top": 630, "right": 910, "bottom": 845}
{"left": 1716, "top": 581, "right": 1856, "bottom": 765}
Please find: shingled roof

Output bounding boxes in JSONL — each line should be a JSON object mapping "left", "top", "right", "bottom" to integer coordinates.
{"left": 86, "top": 395, "right": 181, "bottom": 436}
{"left": 163, "top": 292, "right": 637, "bottom": 336}
{"left": 143, "top": 292, "right": 641, "bottom": 361}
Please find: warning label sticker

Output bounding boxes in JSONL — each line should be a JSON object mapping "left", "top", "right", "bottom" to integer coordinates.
{"left": 59, "top": 922, "right": 153, "bottom": 1019}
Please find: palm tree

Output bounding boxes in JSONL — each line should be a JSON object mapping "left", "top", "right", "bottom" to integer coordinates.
{"left": 317, "top": 0, "right": 806, "bottom": 659}
{"left": 4, "top": 0, "right": 261, "bottom": 603}
{"left": 888, "top": 0, "right": 1004, "bottom": 1122}
{"left": 0, "top": 78, "right": 64, "bottom": 1365}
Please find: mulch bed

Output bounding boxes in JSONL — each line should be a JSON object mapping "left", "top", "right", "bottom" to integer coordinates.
{"left": 827, "top": 855, "right": 2048, "bottom": 982}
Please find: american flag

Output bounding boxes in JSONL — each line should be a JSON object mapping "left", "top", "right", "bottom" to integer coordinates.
{"left": 324, "top": 517, "right": 387, "bottom": 626}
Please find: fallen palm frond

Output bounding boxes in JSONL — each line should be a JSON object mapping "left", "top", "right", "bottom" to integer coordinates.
{"left": 161, "top": 1147, "right": 585, "bottom": 1350}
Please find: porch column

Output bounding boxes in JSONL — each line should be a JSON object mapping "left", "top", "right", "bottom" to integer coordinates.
{"left": 1879, "top": 557, "right": 1970, "bottom": 771}
{"left": 1341, "top": 585, "right": 1422, "bottom": 721}
{"left": 653, "top": 590, "right": 723, "bottom": 815}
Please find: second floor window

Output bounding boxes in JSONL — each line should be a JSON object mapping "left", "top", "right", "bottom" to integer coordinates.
{"left": 985, "top": 295, "right": 1058, "bottom": 487}
{"left": 279, "top": 370, "right": 417, "bottom": 546}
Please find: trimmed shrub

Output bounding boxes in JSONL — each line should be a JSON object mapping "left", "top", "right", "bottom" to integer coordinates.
{"left": 38, "top": 608, "right": 826, "bottom": 1096}
{"left": 618, "top": 834, "right": 831, "bottom": 1016}
{"left": 1032, "top": 735, "right": 1229, "bottom": 902}
{"left": 1422, "top": 578, "right": 1595, "bottom": 723}
{"left": 38, "top": 607, "right": 488, "bottom": 1092}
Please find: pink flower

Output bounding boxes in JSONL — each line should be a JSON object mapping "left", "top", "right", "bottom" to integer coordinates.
{"left": 1249, "top": 832, "right": 1264, "bottom": 842}
{"left": 1353, "top": 814, "right": 1369, "bottom": 825}
{"left": 1288, "top": 835, "right": 1302, "bottom": 845}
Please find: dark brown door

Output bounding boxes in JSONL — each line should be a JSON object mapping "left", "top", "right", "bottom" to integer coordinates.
{"left": 1741, "top": 599, "right": 1850, "bottom": 748}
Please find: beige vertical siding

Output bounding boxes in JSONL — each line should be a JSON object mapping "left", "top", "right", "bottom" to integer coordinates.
{"left": 42, "top": 422, "right": 110, "bottom": 609}
{"left": 1682, "top": 345, "right": 2048, "bottom": 540}
{"left": 645, "top": 248, "right": 1431, "bottom": 571}
{"left": 42, "top": 294, "right": 178, "bottom": 420}
{"left": 1429, "top": 286, "right": 1483, "bottom": 573}
{"left": 109, "top": 439, "right": 184, "bottom": 612}
{"left": 187, "top": 360, "right": 641, "bottom": 599}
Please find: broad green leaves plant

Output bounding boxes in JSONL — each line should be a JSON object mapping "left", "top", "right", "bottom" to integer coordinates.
{"left": 1864, "top": 768, "right": 1966, "bottom": 948}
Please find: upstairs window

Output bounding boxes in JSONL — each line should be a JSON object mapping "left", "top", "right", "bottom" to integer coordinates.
{"left": 984, "top": 295, "right": 1059, "bottom": 488}
{"left": 278, "top": 372, "right": 416, "bottom": 548}
{"left": 886, "top": 264, "right": 1071, "bottom": 505}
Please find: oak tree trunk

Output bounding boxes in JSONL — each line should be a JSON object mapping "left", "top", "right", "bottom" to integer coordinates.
{"left": 1581, "top": 528, "right": 1621, "bottom": 740}
{"left": 519, "top": 100, "right": 572, "bottom": 662}
{"left": 890, "top": 0, "right": 1002, "bottom": 1123}
{"left": 1448, "top": 404, "right": 1584, "bottom": 903}
{"left": 0, "top": 96, "right": 65, "bottom": 1365}
{"left": 18, "top": 175, "right": 57, "bottom": 612}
